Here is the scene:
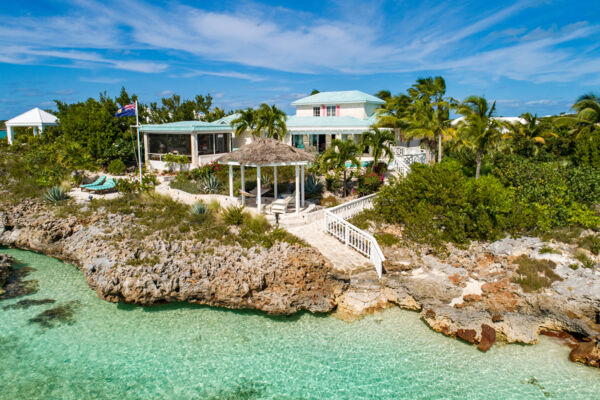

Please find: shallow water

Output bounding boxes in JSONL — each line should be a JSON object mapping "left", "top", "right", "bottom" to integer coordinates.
{"left": 0, "top": 247, "right": 598, "bottom": 399}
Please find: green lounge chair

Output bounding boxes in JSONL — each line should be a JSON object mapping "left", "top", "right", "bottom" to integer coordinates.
{"left": 80, "top": 176, "right": 106, "bottom": 189}
{"left": 87, "top": 178, "right": 117, "bottom": 193}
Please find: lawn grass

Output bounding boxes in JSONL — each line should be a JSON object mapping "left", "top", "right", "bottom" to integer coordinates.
{"left": 512, "top": 255, "right": 562, "bottom": 292}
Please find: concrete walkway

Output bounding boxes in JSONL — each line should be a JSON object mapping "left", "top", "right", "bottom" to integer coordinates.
{"left": 285, "top": 221, "right": 373, "bottom": 274}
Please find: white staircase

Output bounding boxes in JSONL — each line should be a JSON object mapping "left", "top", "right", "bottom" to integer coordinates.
{"left": 323, "top": 194, "right": 385, "bottom": 278}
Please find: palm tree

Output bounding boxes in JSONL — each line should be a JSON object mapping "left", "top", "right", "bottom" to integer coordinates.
{"left": 502, "top": 113, "right": 556, "bottom": 156}
{"left": 558, "top": 93, "right": 600, "bottom": 138}
{"left": 455, "top": 96, "right": 503, "bottom": 179}
{"left": 404, "top": 76, "right": 455, "bottom": 163}
{"left": 321, "top": 139, "right": 361, "bottom": 197}
{"left": 360, "top": 127, "right": 395, "bottom": 167}
{"left": 375, "top": 93, "right": 411, "bottom": 130}
{"left": 231, "top": 108, "right": 257, "bottom": 137}
{"left": 255, "top": 103, "right": 287, "bottom": 140}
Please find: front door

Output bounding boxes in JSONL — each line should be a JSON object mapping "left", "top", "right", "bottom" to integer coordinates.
{"left": 318, "top": 135, "right": 326, "bottom": 153}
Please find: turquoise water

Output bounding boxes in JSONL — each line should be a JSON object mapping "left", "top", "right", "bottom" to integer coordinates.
{"left": 0, "top": 130, "right": 6, "bottom": 139}
{"left": 1, "top": 248, "right": 599, "bottom": 399}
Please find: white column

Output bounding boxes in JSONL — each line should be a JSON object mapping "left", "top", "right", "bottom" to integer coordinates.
{"left": 301, "top": 164, "right": 305, "bottom": 207}
{"left": 295, "top": 165, "right": 300, "bottom": 214}
{"left": 6, "top": 126, "right": 13, "bottom": 145}
{"left": 273, "top": 166, "right": 278, "bottom": 199}
{"left": 257, "top": 166, "right": 262, "bottom": 212}
{"left": 228, "top": 165, "right": 234, "bottom": 199}
{"left": 241, "top": 166, "right": 245, "bottom": 206}
{"left": 32, "top": 126, "right": 38, "bottom": 137}
{"left": 143, "top": 133, "right": 150, "bottom": 165}
{"left": 191, "top": 134, "right": 199, "bottom": 166}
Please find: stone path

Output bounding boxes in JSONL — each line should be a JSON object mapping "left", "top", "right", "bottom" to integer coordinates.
{"left": 285, "top": 221, "right": 373, "bottom": 274}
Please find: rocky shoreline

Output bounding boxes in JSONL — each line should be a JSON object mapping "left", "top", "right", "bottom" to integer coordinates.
{"left": 1, "top": 199, "right": 599, "bottom": 368}
{"left": 0, "top": 200, "right": 346, "bottom": 314}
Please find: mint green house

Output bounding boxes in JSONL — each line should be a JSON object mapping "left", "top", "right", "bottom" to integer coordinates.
{"left": 139, "top": 90, "right": 420, "bottom": 171}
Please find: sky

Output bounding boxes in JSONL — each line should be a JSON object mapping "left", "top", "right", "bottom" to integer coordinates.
{"left": 0, "top": 0, "right": 599, "bottom": 119}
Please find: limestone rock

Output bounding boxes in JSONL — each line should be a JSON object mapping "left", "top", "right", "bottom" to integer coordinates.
{"left": 478, "top": 324, "right": 496, "bottom": 352}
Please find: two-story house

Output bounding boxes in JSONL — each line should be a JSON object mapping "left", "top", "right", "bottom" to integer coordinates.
{"left": 284, "top": 90, "right": 385, "bottom": 153}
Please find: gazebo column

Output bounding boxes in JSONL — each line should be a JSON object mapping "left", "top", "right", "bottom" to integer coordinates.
{"left": 228, "top": 165, "right": 234, "bottom": 199}
{"left": 295, "top": 165, "right": 300, "bottom": 214}
{"left": 6, "top": 126, "right": 13, "bottom": 145}
{"left": 257, "top": 166, "right": 262, "bottom": 212}
{"left": 240, "top": 166, "right": 245, "bottom": 206}
{"left": 191, "top": 134, "right": 199, "bottom": 166}
{"left": 32, "top": 126, "right": 38, "bottom": 137}
{"left": 301, "top": 165, "right": 305, "bottom": 207}
{"left": 273, "top": 166, "right": 278, "bottom": 199}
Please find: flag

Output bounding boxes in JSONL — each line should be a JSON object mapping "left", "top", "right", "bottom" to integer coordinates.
{"left": 115, "top": 103, "right": 136, "bottom": 117}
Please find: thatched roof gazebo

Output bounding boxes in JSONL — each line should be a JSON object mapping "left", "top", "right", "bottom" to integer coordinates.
{"left": 217, "top": 137, "right": 315, "bottom": 213}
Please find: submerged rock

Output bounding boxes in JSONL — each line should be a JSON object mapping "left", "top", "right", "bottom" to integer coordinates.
{"left": 3, "top": 298, "right": 55, "bottom": 310}
{"left": 28, "top": 300, "right": 81, "bottom": 329}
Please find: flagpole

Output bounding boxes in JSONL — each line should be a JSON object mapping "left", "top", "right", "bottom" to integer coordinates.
{"left": 135, "top": 100, "right": 142, "bottom": 183}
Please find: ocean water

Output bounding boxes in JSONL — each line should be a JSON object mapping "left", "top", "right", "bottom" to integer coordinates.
{"left": 1, "top": 247, "right": 599, "bottom": 399}
{"left": 0, "top": 130, "right": 6, "bottom": 139}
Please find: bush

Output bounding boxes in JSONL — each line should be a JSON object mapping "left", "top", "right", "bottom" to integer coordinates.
{"left": 355, "top": 171, "right": 384, "bottom": 196}
{"left": 107, "top": 159, "right": 126, "bottom": 175}
{"left": 375, "top": 160, "right": 512, "bottom": 245}
{"left": 163, "top": 153, "right": 189, "bottom": 172}
{"left": 578, "top": 235, "right": 600, "bottom": 255}
{"left": 574, "top": 250, "right": 596, "bottom": 269}
{"left": 115, "top": 178, "right": 138, "bottom": 194}
{"left": 222, "top": 205, "right": 245, "bottom": 225}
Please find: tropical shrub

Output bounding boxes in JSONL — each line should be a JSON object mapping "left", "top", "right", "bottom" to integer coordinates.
{"left": 163, "top": 153, "right": 189, "bottom": 172}
{"left": 199, "top": 174, "right": 220, "bottom": 194}
{"left": 189, "top": 202, "right": 209, "bottom": 221}
{"left": 304, "top": 174, "right": 324, "bottom": 198}
{"left": 375, "top": 160, "right": 512, "bottom": 244}
{"left": 115, "top": 178, "right": 138, "bottom": 194}
{"left": 222, "top": 205, "right": 245, "bottom": 225}
{"left": 44, "top": 186, "right": 69, "bottom": 204}
{"left": 107, "top": 159, "right": 127, "bottom": 175}
{"left": 355, "top": 171, "right": 384, "bottom": 196}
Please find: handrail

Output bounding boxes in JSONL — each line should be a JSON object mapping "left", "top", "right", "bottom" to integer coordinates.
{"left": 323, "top": 194, "right": 385, "bottom": 278}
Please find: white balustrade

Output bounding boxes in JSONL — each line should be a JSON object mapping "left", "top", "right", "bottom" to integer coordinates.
{"left": 323, "top": 194, "right": 384, "bottom": 278}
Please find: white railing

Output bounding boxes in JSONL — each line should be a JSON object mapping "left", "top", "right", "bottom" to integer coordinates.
{"left": 389, "top": 146, "right": 427, "bottom": 174}
{"left": 323, "top": 194, "right": 385, "bottom": 278}
{"left": 390, "top": 158, "right": 411, "bottom": 176}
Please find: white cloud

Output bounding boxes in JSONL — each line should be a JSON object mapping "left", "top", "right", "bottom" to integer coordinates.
{"left": 179, "top": 70, "right": 265, "bottom": 82}
{"left": 0, "top": 0, "right": 598, "bottom": 86}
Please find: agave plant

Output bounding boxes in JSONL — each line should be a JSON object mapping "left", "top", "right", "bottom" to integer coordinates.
{"left": 305, "top": 174, "right": 324, "bottom": 197}
{"left": 44, "top": 186, "right": 69, "bottom": 204}
{"left": 189, "top": 201, "right": 208, "bottom": 216}
{"left": 200, "top": 175, "right": 220, "bottom": 194}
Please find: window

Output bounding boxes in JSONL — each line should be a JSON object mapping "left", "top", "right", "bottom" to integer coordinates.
{"left": 326, "top": 106, "right": 336, "bottom": 116}
{"left": 313, "top": 107, "right": 320, "bottom": 117}
{"left": 293, "top": 135, "right": 304, "bottom": 148}
{"left": 149, "top": 134, "right": 191, "bottom": 155}
{"left": 198, "top": 134, "right": 214, "bottom": 155}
